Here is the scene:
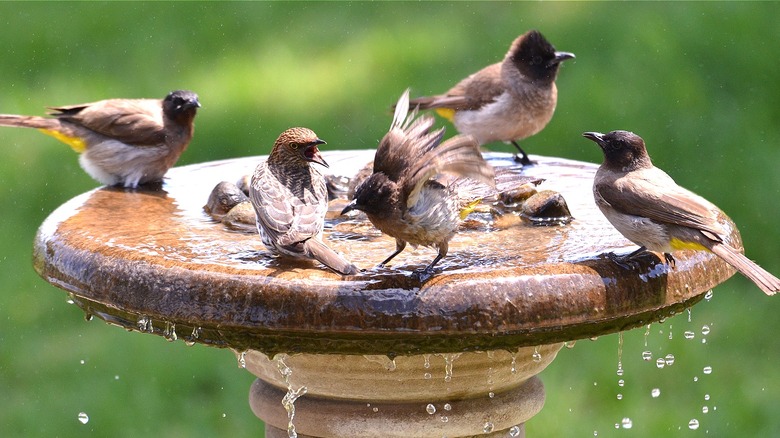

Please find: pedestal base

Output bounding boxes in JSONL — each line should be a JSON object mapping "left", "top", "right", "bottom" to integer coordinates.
{"left": 245, "top": 347, "right": 559, "bottom": 437}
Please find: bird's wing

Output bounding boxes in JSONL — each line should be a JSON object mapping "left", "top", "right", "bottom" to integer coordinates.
{"left": 404, "top": 135, "right": 495, "bottom": 209}
{"left": 251, "top": 164, "right": 328, "bottom": 249}
{"left": 595, "top": 169, "right": 726, "bottom": 236}
{"left": 409, "top": 63, "right": 505, "bottom": 112}
{"left": 48, "top": 98, "right": 166, "bottom": 146}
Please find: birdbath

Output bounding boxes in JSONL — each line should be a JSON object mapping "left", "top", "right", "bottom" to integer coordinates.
{"left": 32, "top": 150, "right": 737, "bottom": 437}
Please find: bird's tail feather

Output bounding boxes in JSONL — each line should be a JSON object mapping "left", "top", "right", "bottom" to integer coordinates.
{"left": 710, "top": 243, "right": 780, "bottom": 296}
{"left": 303, "top": 238, "right": 359, "bottom": 276}
{"left": 0, "top": 115, "right": 59, "bottom": 130}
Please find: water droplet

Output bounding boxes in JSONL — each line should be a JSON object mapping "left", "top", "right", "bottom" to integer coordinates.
{"left": 701, "top": 325, "right": 711, "bottom": 336}
{"left": 488, "top": 391, "right": 495, "bottom": 399}
{"left": 372, "top": 407, "right": 378, "bottom": 413}
{"left": 83, "top": 312, "right": 93, "bottom": 322}
{"left": 114, "top": 375, "right": 119, "bottom": 380}
{"left": 688, "top": 419, "right": 699, "bottom": 430}
{"left": 532, "top": 349, "right": 542, "bottom": 363}
{"left": 687, "top": 307, "right": 692, "bottom": 322}
{"left": 423, "top": 354, "right": 431, "bottom": 369}
{"left": 702, "top": 338, "right": 707, "bottom": 344}
{"left": 664, "top": 354, "right": 675, "bottom": 366}
{"left": 510, "top": 351, "right": 518, "bottom": 374}
{"left": 618, "top": 379, "right": 625, "bottom": 387}
{"left": 441, "top": 353, "right": 461, "bottom": 382}
{"left": 684, "top": 330, "right": 695, "bottom": 340}
{"left": 651, "top": 388, "right": 660, "bottom": 398}
{"left": 237, "top": 351, "right": 247, "bottom": 369}
{"left": 704, "top": 290, "right": 714, "bottom": 300}
{"left": 191, "top": 326, "right": 202, "bottom": 339}
{"left": 656, "top": 358, "right": 666, "bottom": 369}
{"left": 80, "top": 359, "right": 85, "bottom": 365}
{"left": 77, "top": 412, "right": 89, "bottom": 424}
{"left": 704, "top": 394, "right": 710, "bottom": 401}
{"left": 616, "top": 393, "right": 623, "bottom": 400}
{"left": 565, "top": 340, "right": 577, "bottom": 349}
{"left": 509, "top": 425, "right": 522, "bottom": 437}
{"left": 693, "top": 376, "right": 699, "bottom": 382}
{"left": 426, "top": 403, "right": 436, "bottom": 415}
{"left": 616, "top": 365, "right": 624, "bottom": 377}
{"left": 443, "top": 403, "right": 452, "bottom": 411}
{"left": 364, "top": 355, "right": 397, "bottom": 371}
{"left": 643, "top": 324, "right": 651, "bottom": 347}
{"left": 222, "top": 413, "right": 226, "bottom": 418}
{"left": 702, "top": 406, "right": 709, "bottom": 414}
{"left": 703, "top": 366, "right": 712, "bottom": 375}
{"left": 440, "top": 415, "right": 448, "bottom": 423}
{"left": 483, "top": 422, "right": 494, "bottom": 433}
{"left": 642, "top": 351, "right": 653, "bottom": 361}
{"left": 593, "top": 431, "right": 598, "bottom": 436}
{"left": 621, "top": 417, "right": 633, "bottom": 429}
{"left": 423, "top": 372, "right": 432, "bottom": 380}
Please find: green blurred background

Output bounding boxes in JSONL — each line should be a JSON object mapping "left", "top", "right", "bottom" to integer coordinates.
{"left": 1, "top": 2, "right": 778, "bottom": 436}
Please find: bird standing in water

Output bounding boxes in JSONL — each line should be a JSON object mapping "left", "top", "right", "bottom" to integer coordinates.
{"left": 0, "top": 90, "right": 200, "bottom": 188}
{"left": 406, "top": 30, "right": 574, "bottom": 165}
{"left": 584, "top": 130, "right": 780, "bottom": 296}
{"left": 343, "top": 90, "right": 496, "bottom": 278}
{"left": 250, "top": 127, "right": 359, "bottom": 276}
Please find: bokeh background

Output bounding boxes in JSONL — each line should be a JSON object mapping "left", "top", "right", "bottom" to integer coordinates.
{"left": 1, "top": 2, "right": 778, "bottom": 436}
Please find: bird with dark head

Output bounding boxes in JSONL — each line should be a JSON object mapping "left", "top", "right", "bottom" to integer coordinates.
{"left": 342, "top": 90, "right": 496, "bottom": 278}
{"left": 584, "top": 130, "right": 780, "bottom": 296}
{"left": 0, "top": 90, "right": 200, "bottom": 188}
{"left": 250, "top": 127, "right": 358, "bottom": 276}
{"left": 405, "top": 30, "right": 574, "bottom": 165}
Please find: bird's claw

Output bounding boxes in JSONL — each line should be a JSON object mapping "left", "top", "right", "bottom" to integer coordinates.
{"left": 607, "top": 252, "right": 641, "bottom": 270}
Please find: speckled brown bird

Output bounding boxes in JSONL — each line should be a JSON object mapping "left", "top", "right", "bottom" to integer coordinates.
{"left": 407, "top": 30, "right": 574, "bottom": 165}
{"left": 0, "top": 90, "right": 200, "bottom": 188}
{"left": 342, "top": 90, "right": 496, "bottom": 277}
{"left": 250, "top": 127, "right": 359, "bottom": 275}
{"left": 584, "top": 130, "right": 780, "bottom": 296}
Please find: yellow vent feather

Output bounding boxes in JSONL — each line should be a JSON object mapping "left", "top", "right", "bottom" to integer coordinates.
{"left": 435, "top": 108, "right": 456, "bottom": 123}
{"left": 38, "top": 129, "right": 87, "bottom": 153}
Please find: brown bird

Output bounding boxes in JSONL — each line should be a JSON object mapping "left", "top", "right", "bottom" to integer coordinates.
{"left": 0, "top": 90, "right": 200, "bottom": 188}
{"left": 250, "top": 127, "right": 359, "bottom": 275}
{"left": 406, "top": 30, "right": 574, "bottom": 165}
{"left": 342, "top": 90, "right": 496, "bottom": 278}
{"left": 584, "top": 130, "right": 780, "bottom": 296}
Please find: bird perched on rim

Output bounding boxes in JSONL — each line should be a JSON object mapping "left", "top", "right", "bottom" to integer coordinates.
{"left": 584, "top": 130, "right": 780, "bottom": 296}
{"left": 342, "top": 89, "right": 496, "bottom": 278}
{"left": 250, "top": 127, "right": 359, "bottom": 276}
{"left": 0, "top": 90, "right": 200, "bottom": 188}
{"left": 405, "top": 30, "right": 574, "bottom": 166}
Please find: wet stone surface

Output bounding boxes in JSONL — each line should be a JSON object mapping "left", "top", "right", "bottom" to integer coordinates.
{"left": 33, "top": 151, "right": 738, "bottom": 356}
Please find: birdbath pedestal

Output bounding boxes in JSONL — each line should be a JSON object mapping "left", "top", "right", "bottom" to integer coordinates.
{"left": 32, "top": 151, "right": 737, "bottom": 437}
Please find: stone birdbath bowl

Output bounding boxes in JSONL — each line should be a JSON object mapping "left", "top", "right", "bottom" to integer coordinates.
{"left": 33, "top": 150, "right": 737, "bottom": 437}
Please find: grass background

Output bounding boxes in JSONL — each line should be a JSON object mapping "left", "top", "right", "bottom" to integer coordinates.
{"left": 1, "top": 2, "right": 778, "bottom": 436}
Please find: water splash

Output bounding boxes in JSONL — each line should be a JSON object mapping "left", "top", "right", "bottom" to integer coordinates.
{"left": 439, "top": 353, "right": 462, "bottom": 382}
{"left": 137, "top": 316, "right": 153, "bottom": 333}
{"left": 163, "top": 321, "right": 177, "bottom": 342}
{"left": 276, "top": 354, "right": 308, "bottom": 438}
{"left": 364, "top": 355, "right": 397, "bottom": 371}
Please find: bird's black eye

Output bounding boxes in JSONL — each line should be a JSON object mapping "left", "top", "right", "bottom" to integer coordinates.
{"left": 531, "top": 55, "right": 543, "bottom": 65}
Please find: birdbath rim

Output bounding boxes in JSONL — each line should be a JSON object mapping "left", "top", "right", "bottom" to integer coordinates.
{"left": 32, "top": 150, "right": 737, "bottom": 356}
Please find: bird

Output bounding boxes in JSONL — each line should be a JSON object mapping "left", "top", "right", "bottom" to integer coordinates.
{"left": 0, "top": 90, "right": 200, "bottom": 188}
{"left": 405, "top": 29, "right": 574, "bottom": 166}
{"left": 583, "top": 130, "right": 780, "bottom": 296}
{"left": 249, "top": 127, "right": 359, "bottom": 276}
{"left": 342, "top": 89, "right": 496, "bottom": 278}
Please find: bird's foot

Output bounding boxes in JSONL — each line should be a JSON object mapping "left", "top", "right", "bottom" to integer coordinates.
{"left": 607, "top": 252, "right": 642, "bottom": 270}
{"left": 513, "top": 154, "right": 534, "bottom": 166}
{"left": 412, "top": 267, "right": 437, "bottom": 283}
{"left": 664, "top": 253, "right": 676, "bottom": 269}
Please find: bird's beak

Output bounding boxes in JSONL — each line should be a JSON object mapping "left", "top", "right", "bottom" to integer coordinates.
{"left": 304, "top": 139, "right": 329, "bottom": 168}
{"left": 553, "top": 51, "right": 575, "bottom": 64}
{"left": 183, "top": 98, "right": 201, "bottom": 110}
{"left": 582, "top": 131, "right": 606, "bottom": 147}
{"left": 340, "top": 200, "right": 357, "bottom": 216}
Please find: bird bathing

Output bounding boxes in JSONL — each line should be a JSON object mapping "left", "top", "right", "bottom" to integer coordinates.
{"left": 32, "top": 150, "right": 737, "bottom": 437}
